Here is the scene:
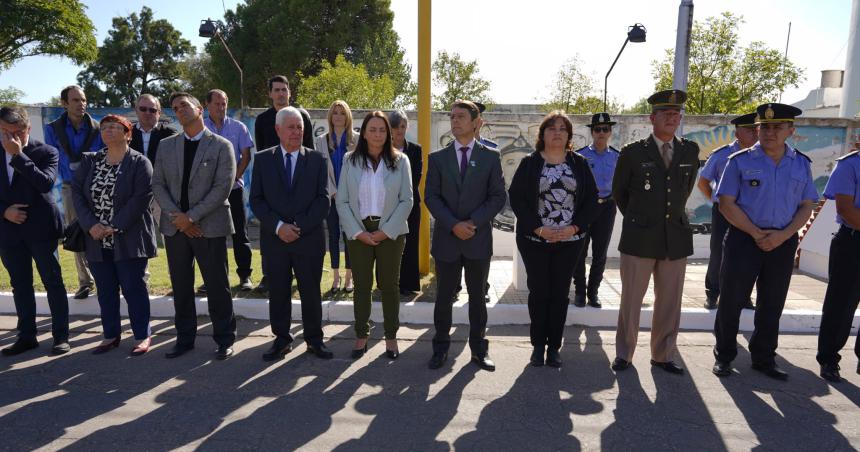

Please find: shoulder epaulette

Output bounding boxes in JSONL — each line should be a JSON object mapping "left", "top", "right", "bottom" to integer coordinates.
{"left": 727, "top": 148, "right": 750, "bottom": 160}
{"left": 574, "top": 145, "right": 589, "bottom": 154}
{"left": 795, "top": 150, "right": 812, "bottom": 163}
{"left": 836, "top": 150, "right": 859, "bottom": 161}
{"left": 708, "top": 144, "right": 732, "bottom": 158}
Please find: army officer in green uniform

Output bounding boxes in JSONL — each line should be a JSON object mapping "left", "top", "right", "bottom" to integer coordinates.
{"left": 610, "top": 89, "right": 701, "bottom": 375}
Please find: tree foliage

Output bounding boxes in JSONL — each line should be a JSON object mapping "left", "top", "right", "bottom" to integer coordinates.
{"left": 177, "top": 52, "right": 216, "bottom": 104}
{"left": 0, "top": 0, "right": 97, "bottom": 70}
{"left": 207, "top": 0, "right": 411, "bottom": 108}
{"left": 296, "top": 54, "right": 395, "bottom": 109}
{"left": 432, "top": 51, "right": 492, "bottom": 111}
{"left": 77, "top": 6, "right": 193, "bottom": 107}
{"left": 652, "top": 12, "right": 804, "bottom": 115}
{"left": 0, "top": 86, "right": 25, "bottom": 104}
{"left": 541, "top": 56, "right": 621, "bottom": 114}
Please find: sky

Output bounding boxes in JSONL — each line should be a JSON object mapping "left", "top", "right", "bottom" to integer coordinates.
{"left": 0, "top": 0, "right": 853, "bottom": 108}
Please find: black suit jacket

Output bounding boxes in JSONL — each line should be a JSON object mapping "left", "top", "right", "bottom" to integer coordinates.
{"left": 0, "top": 140, "right": 64, "bottom": 247}
{"left": 403, "top": 141, "right": 423, "bottom": 206}
{"left": 250, "top": 145, "right": 329, "bottom": 256}
{"left": 129, "top": 123, "right": 178, "bottom": 164}
{"left": 254, "top": 107, "right": 315, "bottom": 152}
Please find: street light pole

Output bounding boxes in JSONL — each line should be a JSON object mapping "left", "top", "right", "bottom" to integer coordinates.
{"left": 199, "top": 19, "right": 245, "bottom": 109}
{"left": 604, "top": 23, "right": 647, "bottom": 112}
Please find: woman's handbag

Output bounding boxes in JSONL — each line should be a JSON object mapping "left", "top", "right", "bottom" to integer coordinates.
{"left": 62, "top": 220, "right": 86, "bottom": 252}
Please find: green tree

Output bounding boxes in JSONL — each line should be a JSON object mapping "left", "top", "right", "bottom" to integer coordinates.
{"left": 77, "top": 6, "right": 193, "bottom": 107}
{"left": 432, "top": 50, "right": 492, "bottom": 111}
{"left": 0, "top": 86, "right": 25, "bottom": 104}
{"left": 207, "top": 0, "right": 411, "bottom": 108}
{"left": 296, "top": 54, "right": 395, "bottom": 110}
{"left": 652, "top": 12, "right": 804, "bottom": 114}
{"left": 0, "top": 0, "right": 97, "bottom": 70}
{"left": 177, "top": 52, "right": 216, "bottom": 103}
{"left": 541, "top": 56, "right": 622, "bottom": 114}
{"left": 622, "top": 97, "right": 651, "bottom": 114}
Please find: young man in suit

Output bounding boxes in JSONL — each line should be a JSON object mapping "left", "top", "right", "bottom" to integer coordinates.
{"left": 152, "top": 92, "right": 237, "bottom": 360}
{"left": 424, "top": 100, "right": 507, "bottom": 371}
{"left": 130, "top": 94, "right": 177, "bottom": 247}
{"left": 250, "top": 106, "right": 333, "bottom": 361}
{"left": 0, "top": 106, "right": 70, "bottom": 355}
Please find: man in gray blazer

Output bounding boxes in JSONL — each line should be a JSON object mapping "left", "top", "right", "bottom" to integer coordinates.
{"left": 425, "top": 100, "right": 507, "bottom": 371}
{"left": 152, "top": 92, "right": 237, "bottom": 360}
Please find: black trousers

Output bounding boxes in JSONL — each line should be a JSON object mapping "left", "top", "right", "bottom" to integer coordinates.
{"left": 399, "top": 206, "right": 421, "bottom": 292}
{"left": 265, "top": 243, "right": 325, "bottom": 346}
{"left": 519, "top": 236, "right": 583, "bottom": 350}
{"left": 164, "top": 234, "right": 236, "bottom": 347}
{"left": 0, "top": 240, "right": 69, "bottom": 342}
{"left": 817, "top": 226, "right": 860, "bottom": 365}
{"left": 705, "top": 203, "right": 729, "bottom": 298}
{"left": 432, "top": 255, "right": 490, "bottom": 356}
{"left": 228, "top": 187, "right": 253, "bottom": 279}
{"left": 714, "top": 226, "right": 797, "bottom": 365}
{"left": 573, "top": 200, "right": 616, "bottom": 296}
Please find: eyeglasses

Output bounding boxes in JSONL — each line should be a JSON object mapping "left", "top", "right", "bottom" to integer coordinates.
{"left": 137, "top": 106, "right": 158, "bottom": 114}
{"left": 592, "top": 126, "right": 612, "bottom": 133}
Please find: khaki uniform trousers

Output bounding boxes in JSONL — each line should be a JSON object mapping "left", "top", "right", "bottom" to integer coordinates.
{"left": 616, "top": 253, "right": 687, "bottom": 362}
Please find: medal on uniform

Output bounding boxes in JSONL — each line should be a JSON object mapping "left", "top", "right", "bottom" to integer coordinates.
{"left": 750, "top": 179, "right": 760, "bottom": 187}
{"left": 645, "top": 179, "right": 651, "bottom": 191}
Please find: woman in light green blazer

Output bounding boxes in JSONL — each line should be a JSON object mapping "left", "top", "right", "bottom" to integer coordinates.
{"left": 335, "top": 111, "right": 413, "bottom": 359}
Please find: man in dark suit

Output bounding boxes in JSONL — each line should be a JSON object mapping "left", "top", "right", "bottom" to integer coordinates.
{"left": 250, "top": 106, "right": 333, "bottom": 361}
{"left": 425, "top": 100, "right": 507, "bottom": 371}
{"left": 152, "top": 92, "right": 237, "bottom": 360}
{"left": 253, "top": 75, "right": 314, "bottom": 293}
{"left": 611, "top": 90, "right": 700, "bottom": 375}
{"left": 129, "top": 94, "right": 177, "bottom": 247}
{"left": 0, "top": 106, "right": 70, "bottom": 355}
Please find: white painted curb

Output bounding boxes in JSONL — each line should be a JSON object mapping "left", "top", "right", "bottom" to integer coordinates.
{"left": 2, "top": 292, "right": 856, "bottom": 334}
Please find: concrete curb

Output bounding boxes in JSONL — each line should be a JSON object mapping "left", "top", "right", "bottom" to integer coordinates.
{"left": 2, "top": 292, "right": 856, "bottom": 334}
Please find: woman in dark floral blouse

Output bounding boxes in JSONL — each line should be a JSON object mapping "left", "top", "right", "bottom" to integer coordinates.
{"left": 71, "top": 114, "right": 157, "bottom": 356}
{"left": 509, "top": 111, "right": 599, "bottom": 368}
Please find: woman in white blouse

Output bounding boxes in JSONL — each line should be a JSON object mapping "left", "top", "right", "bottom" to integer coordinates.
{"left": 335, "top": 111, "right": 413, "bottom": 359}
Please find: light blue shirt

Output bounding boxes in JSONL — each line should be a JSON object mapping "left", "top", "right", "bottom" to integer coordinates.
{"left": 716, "top": 142, "right": 819, "bottom": 230}
{"left": 577, "top": 145, "right": 618, "bottom": 198}
{"left": 204, "top": 116, "right": 254, "bottom": 188}
{"left": 823, "top": 151, "right": 860, "bottom": 227}
{"left": 699, "top": 141, "right": 740, "bottom": 203}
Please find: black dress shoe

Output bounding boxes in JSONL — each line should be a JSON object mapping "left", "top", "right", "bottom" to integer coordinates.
{"left": 704, "top": 295, "right": 718, "bottom": 310}
{"left": 651, "top": 359, "right": 684, "bottom": 375}
{"left": 92, "top": 337, "right": 121, "bottom": 355}
{"left": 428, "top": 352, "right": 448, "bottom": 369}
{"left": 215, "top": 345, "right": 233, "bottom": 360}
{"left": 238, "top": 277, "right": 254, "bottom": 291}
{"left": 751, "top": 362, "right": 788, "bottom": 380}
{"left": 573, "top": 294, "right": 586, "bottom": 308}
{"left": 351, "top": 342, "right": 368, "bottom": 359}
{"left": 471, "top": 354, "right": 496, "bottom": 371}
{"left": 52, "top": 340, "right": 71, "bottom": 354}
{"left": 165, "top": 343, "right": 194, "bottom": 358}
{"left": 546, "top": 349, "right": 562, "bottom": 368}
{"left": 530, "top": 348, "right": 544, "bottom": 367}
{"left": 385, "top": 349, "right": 399, "bottom": 359}
{"left": 712, "top": 360, "right": 733, "bottom": 377}
{"left": 2, "top": 338, "right": 39, "bottom": 356}
{"left": 586, "top": 295, "right": 602, "bottom": 308}
{"left": 611, "top": 357, "right": 631, "bottom": 371}
{"left": 307, "top": 343, "right": 334, "bottom": 359}
{"left": 820, "top": 363, "right": 841, "bottom": 382}
{"left": 73, "top": 285, "right": 93, "bottom": 300}
{"left": 262, "top": 341, "right": 292, "bottom": 362}
{"left": 743, "top": 298, "right": 755, "bottom": 310}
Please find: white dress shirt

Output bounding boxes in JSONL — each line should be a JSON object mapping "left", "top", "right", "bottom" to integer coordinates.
{"left": 358, "top": 160, "right": 386, "bottom": 219}
{"left": 137, "top": 123, "right": 153, "bottom": 156}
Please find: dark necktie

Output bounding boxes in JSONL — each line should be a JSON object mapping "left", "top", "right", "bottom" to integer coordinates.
{"left": 661, "top": 142, "right": 672, "bottom": 168}
{"left": 284, "top": 152, "right": 293, "bottom": 191}
{"left": 459, "top": 147, "right": 469, "bottom": 181}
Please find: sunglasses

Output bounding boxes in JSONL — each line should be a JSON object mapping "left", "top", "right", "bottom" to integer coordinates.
{"left": 592, "top": 126, "right": 612, "bottom": 133}
{"left": 137, "top": 106, "right": 158, "bottom": 114}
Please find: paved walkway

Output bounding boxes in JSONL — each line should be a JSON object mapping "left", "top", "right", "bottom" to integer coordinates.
{"left": 1, "top": 316, "right": 858, "bottom": 451}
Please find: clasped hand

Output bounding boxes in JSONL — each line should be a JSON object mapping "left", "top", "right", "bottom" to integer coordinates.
{"left": 3, "top": 204, "right": 28, "bottom": 224}
{"left": 535, "top": 225, "right": 579, "bottom": 243}
{"left": 357, "top": 230, "right": 388, "bottom": 246}
{"left": 89, "top": 223, "right": 114, "bottom": 240}
{"left": 453, "top": 220, "right": 477, "bottom": 240}
{"left": 277, "top": 223, "right": 301, "bottom": 243}
{"left": 170, "top": 212, "right": 202, "bottom": 238}
{"left": 753, "top": 229, "right": 787, "bottom": 252}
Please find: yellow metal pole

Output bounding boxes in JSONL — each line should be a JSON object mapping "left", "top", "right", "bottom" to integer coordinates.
{"left": 417, "top": 0, "right": 432, "bottom": 275}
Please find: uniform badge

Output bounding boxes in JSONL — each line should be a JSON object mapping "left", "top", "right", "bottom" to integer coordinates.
{"left": 668, "top": 92, "right": 677, "bottom": 104}
{"left": 750, "top": 179, "right": 760, "bottom": 187}
{"left": 645, "top": 180, "right": 651, "bottom": 191}
{"left": 765, "top": 105, "right": 774, "bottom": 120}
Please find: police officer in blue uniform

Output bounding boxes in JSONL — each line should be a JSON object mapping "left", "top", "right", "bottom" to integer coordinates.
{"left": 698, "top": 112, "right": 758, "bottom": 310}
{"left": 712, "top": 103, "right": 818, "bottom": 380}
{"left": 573, "top": 113, "right": 619, "bottom": 308}
{"left": 474, "top": 102, "right": 499, "bottom": 149}
{"left": 816, "top": 143, "right": 860, "bottom": 382}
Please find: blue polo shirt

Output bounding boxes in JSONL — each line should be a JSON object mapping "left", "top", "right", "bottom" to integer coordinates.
{"left": 699, "top": 141, "right": 740, "bottom": 203}
{"left": 823, "top": 151, "right": 860, "bottom": 228}
{"left": 44, "top": 117, "right": 104, "bottom": 182}
{"left": 204, "top": 116, "right": 254, "bottom": 188}
{"left": 716, "top": 142, "right": 819, "bottom": 230}
{"left": 576, "top": 145, "right": 619, "bottom": 198}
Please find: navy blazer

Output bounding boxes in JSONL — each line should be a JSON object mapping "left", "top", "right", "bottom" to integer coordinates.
{"left": 71, "top": 149, "right": 157, "bottom": 263}
{"left": 0, "top": 139, "right": 64, "bottom": 247}
{"left": 129, "top": 122, "right": 178, "bottom": 164}
{"left": 250, "top": 145, "right": 330, "bottom": 256}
